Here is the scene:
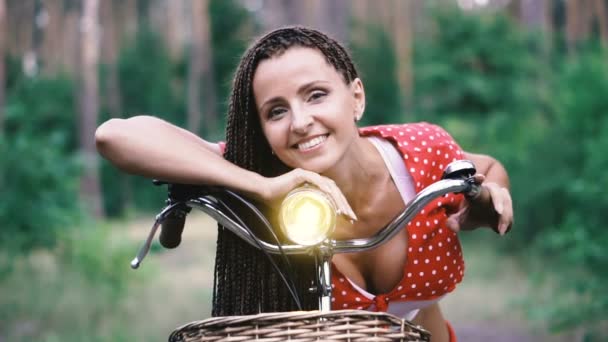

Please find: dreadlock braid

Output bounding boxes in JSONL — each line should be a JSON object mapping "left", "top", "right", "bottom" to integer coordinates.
{"left": 212, "top": 26, "right": 360, "bottom": 316}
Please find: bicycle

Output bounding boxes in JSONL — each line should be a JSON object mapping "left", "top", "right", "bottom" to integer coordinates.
{"left": 130, "top": 160, "right": 480, "bottom": 341}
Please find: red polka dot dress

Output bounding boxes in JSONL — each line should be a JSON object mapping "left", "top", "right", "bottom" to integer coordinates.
{"left": 331, "top": 122, "right": 466, "bottom": 317}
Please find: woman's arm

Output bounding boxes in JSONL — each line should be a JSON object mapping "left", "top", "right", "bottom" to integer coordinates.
{"left": 464, "top": 152, "right": 510, "bottom": 189}
{"left": 95, "top": 115, "right": 265, "bottom": 199}
{"left": 95, "top": 115, "right": 358, "bottom": 219}
{"left": 446, "top": 152, "right": 513, "bottom": 235}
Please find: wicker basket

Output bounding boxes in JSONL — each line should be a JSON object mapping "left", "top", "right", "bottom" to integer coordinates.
{"left": 168, "top": 310, "right": 431, "bottom": 342}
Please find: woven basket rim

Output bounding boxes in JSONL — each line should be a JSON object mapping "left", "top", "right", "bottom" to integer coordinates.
{"left": 169, "top": 309, "right": 431, "bottom": 342}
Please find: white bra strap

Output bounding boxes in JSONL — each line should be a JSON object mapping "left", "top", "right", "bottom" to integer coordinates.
{"left": 367, "top": 136, "right": 416, "bottom": 204}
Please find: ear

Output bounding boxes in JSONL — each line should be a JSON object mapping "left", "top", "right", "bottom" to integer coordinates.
{"left": 350, "top": 78, "right": 366, "bottom": 122}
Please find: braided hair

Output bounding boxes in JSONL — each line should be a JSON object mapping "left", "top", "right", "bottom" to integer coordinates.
{"left": 212, "top": 26, "right": 360, "bottom": 316}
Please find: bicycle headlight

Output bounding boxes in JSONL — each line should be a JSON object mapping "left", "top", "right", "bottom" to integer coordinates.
{"left": 279, "top": 186, "right": 336, "bottom": 246}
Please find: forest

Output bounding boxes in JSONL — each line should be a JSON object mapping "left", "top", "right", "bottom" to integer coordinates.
{"left": 1, "top": 0, "right": 607, "bottom": 341}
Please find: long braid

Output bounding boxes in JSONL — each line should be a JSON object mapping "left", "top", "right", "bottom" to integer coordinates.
{"left": 212, "top": 26, "right": 360, "bottom": 316}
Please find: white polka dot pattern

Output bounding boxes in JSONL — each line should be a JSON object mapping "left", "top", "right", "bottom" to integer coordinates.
{"left": 331, "top": 123, "right": 466, "bottom": 312}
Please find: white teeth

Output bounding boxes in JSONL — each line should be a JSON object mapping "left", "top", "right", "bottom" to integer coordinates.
{"left": 298, "top": 135, "right": 327, "bottom": 150}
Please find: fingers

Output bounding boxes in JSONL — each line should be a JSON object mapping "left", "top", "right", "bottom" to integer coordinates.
{"left": 472, "top": 173, "right": 486, "bottom": 184}
{"left": 497, "top": 187, "right": 513, "bottom": 235}
{"left": 484, "top": 182, "right": 513, "bottom": 235}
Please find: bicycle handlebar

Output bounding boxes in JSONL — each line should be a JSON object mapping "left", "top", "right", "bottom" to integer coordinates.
{"left": 131, "top": 160, "right": 479, "bottom": 269}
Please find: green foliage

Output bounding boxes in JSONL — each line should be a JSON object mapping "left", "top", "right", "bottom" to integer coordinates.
{"left": 0, "top": 73, "right": 83, "bottom": 254}
{"left": 209, "top": 0, "right": 256, "bottom": 137}
{"left": 350, "top": 22, "right": 402, "bottom": 125}
{"left": 0, "top": 226, "right": 148, "bottom": 341}
{"left": 413, "top": 5, "right": 543, "bottom": 154}
{"left": 117, "top": 29, "right": 185, "bottom": 123}
{"left": 412, "top": 5, "right": 608, "bottom": 334}
{"left": 5, "top": 73, "right": 78, "bottom": 151}
{"left": 516, "top": 48, "right": 608, "bottom": 331}
{"left": 101, "top": 0, "right": 254, "bottom": 216}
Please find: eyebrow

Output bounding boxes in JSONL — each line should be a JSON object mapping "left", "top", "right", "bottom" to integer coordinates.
{"left": 259, "top": 80, "right": 330, "bottom": 112}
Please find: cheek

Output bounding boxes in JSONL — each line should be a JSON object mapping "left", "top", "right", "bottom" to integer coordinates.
{"left": 261, "top": 122, "right": 286, "bottom": 149}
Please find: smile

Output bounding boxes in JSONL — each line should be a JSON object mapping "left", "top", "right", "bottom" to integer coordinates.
{"left": 296, "top": 134, "right": 328, "bottom": 151}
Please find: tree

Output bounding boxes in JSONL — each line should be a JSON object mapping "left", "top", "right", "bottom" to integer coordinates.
{"left": 0, "top": 0, "right": 5, "bottom": 133}
{"left": 593, "top": 0, "right": 608, "bottom": 48}
{"left": 39, "top": 0, "right": 64, "bottom": 75}
{"left": 79, "top": 0, "right": 103, "bottom": 217}
{"left": 392, "top": 0, "right": 415, "bottom": 107}
{"left": 188, "top": 0, "right": 217, "bottom": 135}
{"left": 100, "top": 0, "right": 122, "bottom": 116}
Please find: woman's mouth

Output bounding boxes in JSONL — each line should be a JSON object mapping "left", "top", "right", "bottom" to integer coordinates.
{"left": 296, "top": 134, "right": 328, "bottom": 151}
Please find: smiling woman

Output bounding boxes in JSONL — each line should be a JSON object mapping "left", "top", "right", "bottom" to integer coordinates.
{"left": 95, "top": 26, "right": 513, "bottom": 342}
{"left": 253, "top": 46, "right": 364, "bottom": 175}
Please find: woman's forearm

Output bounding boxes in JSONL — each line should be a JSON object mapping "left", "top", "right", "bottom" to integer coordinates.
{"left": 95, "top": 115, "right": 266, "bottom": 199}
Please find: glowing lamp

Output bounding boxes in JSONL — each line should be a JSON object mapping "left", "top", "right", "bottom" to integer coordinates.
{"left": 279, "top": 186, "right": 336, "bottom": 246}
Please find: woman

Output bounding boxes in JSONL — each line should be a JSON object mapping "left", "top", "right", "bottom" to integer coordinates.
{"left": 95, "top": 26, "right": 513, "bottom": 341}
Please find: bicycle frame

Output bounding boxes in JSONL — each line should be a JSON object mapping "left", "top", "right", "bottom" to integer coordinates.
{"left": 131, "top": 160, "right": 480, "bottom": 312}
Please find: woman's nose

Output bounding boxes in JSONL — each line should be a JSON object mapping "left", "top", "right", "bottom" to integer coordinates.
{"left": 291, "top": 107, "right": 313, "bottom": 134}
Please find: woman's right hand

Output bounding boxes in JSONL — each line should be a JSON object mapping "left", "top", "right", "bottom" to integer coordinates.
{"left": 259, "top": 168, "right": 358, "bottom": 222}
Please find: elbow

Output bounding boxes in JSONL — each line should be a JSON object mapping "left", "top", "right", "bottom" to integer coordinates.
{"left": 95, "top": 119, "right": 120, "bottom": 153}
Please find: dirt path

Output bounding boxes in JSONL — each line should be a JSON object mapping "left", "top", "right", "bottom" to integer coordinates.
{"left": 120, "top": 212, "right": 576, "bottom": 341}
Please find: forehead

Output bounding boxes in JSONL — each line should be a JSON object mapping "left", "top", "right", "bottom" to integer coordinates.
{"left": 253, "top": 47, "right": 342, "bottom": 91}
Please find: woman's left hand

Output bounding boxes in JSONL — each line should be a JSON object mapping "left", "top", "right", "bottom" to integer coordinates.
{"left": 446, "top": 174, "right": 513, "bottom": 235}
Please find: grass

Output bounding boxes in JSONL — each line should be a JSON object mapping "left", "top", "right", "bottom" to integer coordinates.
{"left": 0, "top": 213, "right": 589, "bottom": 341}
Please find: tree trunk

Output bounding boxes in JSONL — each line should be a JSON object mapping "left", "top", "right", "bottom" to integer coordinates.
{"left": 40, "top": 0, "right": 64, "bottom": 75}
{"left": 8, "top": 0, "right": 34, "bottom": 59}
{"left": 100, "top": 0, "right": 122, "bottom": 116}
{"left": 392, "top": 0, "right": 413, "bottom": 108}
{"left": 565, "top": 0, "right": 580, "bottom": 53}
{"left": 593, "top": 0, "right": 608, "bottom": 47}
{"left": 165, "top": 0, "right": 186, "bottom": 61}
{"left": 188, "top": 0, "right": 217, "bottom": 136}
{"left": 62, "top": 5, "right": 81, "bottom": 75}
{"left": 262, "top": 0, "right": 289, "bottom": 30}
{"left": 521, "top": 0, "right": 549, "bottom": 31}
{"left": 580, "top": 0, "right": 593, "bottom": 41}
{"left": 79, "top": 0, "right": 104, "bottom": 218}
{"left": 322, "top": 0, "right": 349, "bottom": 43}
{"left": 0, "top": 0, "right": 5, "bottom": 134}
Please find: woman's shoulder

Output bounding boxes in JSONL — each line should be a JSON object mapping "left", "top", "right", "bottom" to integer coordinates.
{"left": 359, "top": 122, "right": 451, "bottom": 138}
{"left": 359, "top": 122, "right": 459, "bottom": 152}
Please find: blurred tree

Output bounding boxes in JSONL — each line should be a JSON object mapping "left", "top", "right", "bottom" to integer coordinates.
{"left": 208, "top": 0, "right": 255, "bottom": 134}
{"left": 62, "top": 1, "right": 81, "bottom": 76}
{"left": 564, "top": 0, "right": 608, "bottom": 53}
{"left": 188, "top": 0, "right": 217, "bottom": 136}
{"left": 350, "top": 23, "right": 402, "bottom": 125}
{"left": 39, "top": 0, "right": 64, "bottom": 75}
{"left": 0, "top": 0, "right": 5, "bottom": 133}
{"left": 518, "top": 47, "right": 608, "bottom": 334}
{"left": 79, "top": 0, "right": 103, "bottom": 217}
{"left": 259, "top": 0, "right": 349, "bottom": 43}
{"left": 352, "top": 0, "right": 422, "bottom": 112}
{"left": 164, "top": 0, "right": 187, "bottom": 61}
{"left": 593, "top": 0, "right": 608, "bottom": 48}
{"left": 392, "top": 0, "right": 415, "bottom": 106}
{"left": 565, "top": 0, "right": 581, "bottom": 53}
{"left": 2, "top": 67, "right": 82, "bottom": 254}
{"left": 100, "top": 0, "right": 122, "bottom": 117}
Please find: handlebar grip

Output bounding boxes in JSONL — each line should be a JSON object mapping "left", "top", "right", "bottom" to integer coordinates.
{"left": 159, "top": 209, "right": 188, "bottom": 249}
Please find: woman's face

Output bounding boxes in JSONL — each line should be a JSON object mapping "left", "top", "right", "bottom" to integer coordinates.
{"left": 253, "top": 46, "right": 365, "bottom": 174}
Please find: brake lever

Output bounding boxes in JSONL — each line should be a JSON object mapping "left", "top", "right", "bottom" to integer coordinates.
{"left": 130, "top": 201, "right": 183, "bottom": 269}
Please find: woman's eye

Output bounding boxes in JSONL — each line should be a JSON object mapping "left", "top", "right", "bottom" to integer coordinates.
{"left": 268, "top": 107, "right": 287, "bottom": 120}
{"left": 308, "top": 91, "right": 327, "bottom": 102}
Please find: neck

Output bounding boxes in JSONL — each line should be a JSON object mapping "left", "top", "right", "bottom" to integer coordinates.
{"left": 322, "top": 136, "right": 388, "bottom": 214}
